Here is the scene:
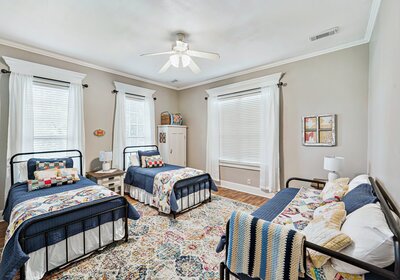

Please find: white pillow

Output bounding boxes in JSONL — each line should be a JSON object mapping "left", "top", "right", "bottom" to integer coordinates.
{"left": 320, "top": 178, "right": 349, "bottom": 202}
{"left": 130, "top": 154, "right": 140, "bottom": 166}
{"left": 331, "top": 203, "right": 394, "bottom": 274}
{"left": 348, "top": 174, "right": 370, "bottom": 192}
{"left": 59, "top": 168, "right": 80, "bottom": 181}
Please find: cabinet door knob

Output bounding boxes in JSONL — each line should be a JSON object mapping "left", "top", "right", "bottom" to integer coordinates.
{"left": 170, "top": 149, "right": 173, "bottom": 154}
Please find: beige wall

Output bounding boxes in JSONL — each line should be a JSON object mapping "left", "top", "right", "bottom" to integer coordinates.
{"left": 368, "top": 0, "right": 400, "bottom": 204}
{"left": 179, "top": 45, "right": 369, "bottom": 189}
{"left": 0, "top": 44, "right": 179, "bottom": 207}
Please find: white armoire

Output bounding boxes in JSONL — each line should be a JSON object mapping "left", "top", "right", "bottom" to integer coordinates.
{"left": 158, "top": 125, "right": 187, "bottom": 166}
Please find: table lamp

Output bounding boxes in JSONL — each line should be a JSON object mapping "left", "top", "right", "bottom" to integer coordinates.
{"left": 324, "top": 156, "right": 344, "bottom": 182}
{"left": 99, "top": 151, "right": 113, "bottom": 171}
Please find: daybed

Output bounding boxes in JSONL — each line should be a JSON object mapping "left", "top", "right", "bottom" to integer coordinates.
{"left": 0, "top": 149, "right": 140, "bottom": 280}
{"left": 218, "top": 177, "right": 400, "bottom": 280}
{"left": 123, "top": 145, "right": 217, "bottom": 218}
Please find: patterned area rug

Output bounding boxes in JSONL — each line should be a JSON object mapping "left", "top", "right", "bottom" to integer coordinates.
{"left": 47, "top": 195, "right": 257, "bottom": 279}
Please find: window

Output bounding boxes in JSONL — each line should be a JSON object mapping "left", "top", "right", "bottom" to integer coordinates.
{"left": 32, "top": 78, "right": 69, "bottom": 151}
{"left": 219, "top": 91, "right": 262, "bottom": 166}
{"left": 125, "top": 95, "right": 145, "bottom": 146}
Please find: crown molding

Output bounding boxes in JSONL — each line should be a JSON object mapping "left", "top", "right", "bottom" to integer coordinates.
{"left": 364, "top": 0, "right": 381, "bottom": 42}
{"left": 0, "top": 0, "right": 381, "bottom": 92}
{"left": 177, "top": 39, "right": 368, "bottom": 91}
{"left": 0, "top": 38, "right": 178, "bottom": 90}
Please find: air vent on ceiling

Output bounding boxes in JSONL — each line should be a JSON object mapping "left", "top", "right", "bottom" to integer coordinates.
{"left": 310, "top": 27, "right": 339, "bottom": 41}
{"left": 171, "top": 79, "right": 179, "bottom": 83}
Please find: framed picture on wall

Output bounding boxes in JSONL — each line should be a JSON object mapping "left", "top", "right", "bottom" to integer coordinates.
{"left": 302, "top": 114, "right": 336, "bottom": 146}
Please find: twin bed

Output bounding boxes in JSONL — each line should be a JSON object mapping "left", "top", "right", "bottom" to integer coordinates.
{"left": 1, "top": 150, "right": 139, "bottom": 280}
{"left": 123, "top": 145, "right": 217, "bottom": 218}
{"left": 1, "top": 146, "right": 216, "bottom": 279}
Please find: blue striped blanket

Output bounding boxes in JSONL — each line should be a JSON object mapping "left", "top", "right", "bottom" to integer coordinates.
{"left": 226, "top": 211, "right": 306, "bottom": 280}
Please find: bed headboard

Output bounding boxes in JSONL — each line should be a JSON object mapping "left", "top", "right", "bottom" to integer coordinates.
{"left": 10, "top": 149, "right": 83, "bottom": 185}
{"left": 122, "top": 145, "right": 158, "bottom": 171}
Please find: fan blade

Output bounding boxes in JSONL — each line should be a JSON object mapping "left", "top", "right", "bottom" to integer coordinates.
{"left": 141, "top": 51, "right": 175, "bottom": 57}
{"left": 187, "top": 50, "right": 220, "bottom": 60}
{"left": 188, "top": 58, "right": 200, "bottom": 73}
{"left": 159, "top": 60, "right": 171, "bottom": 73}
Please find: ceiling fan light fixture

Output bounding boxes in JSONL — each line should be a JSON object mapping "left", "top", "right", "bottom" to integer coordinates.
{"left": 181, "top": 55, "right": 191, "bottom": 68}
{"left": 169, "top": 54, "right": 180, "bottom": 67}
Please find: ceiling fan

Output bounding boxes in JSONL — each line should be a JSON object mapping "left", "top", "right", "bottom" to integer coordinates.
{"left": 141, "top": 33, "right": 220, "bottom": 74}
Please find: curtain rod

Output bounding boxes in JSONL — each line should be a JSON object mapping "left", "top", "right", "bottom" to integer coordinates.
{"left": 1, "top": 69, "right": 89, "bottom": 88}
{"left": 112, "top": 89, "right": 157, "bottom": 101}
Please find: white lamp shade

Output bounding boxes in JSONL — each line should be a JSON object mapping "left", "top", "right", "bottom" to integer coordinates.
{"left": 99, "top": 151, "right": 113, "bottom": 162}
{"left": 324, "top": 156, "right": 344, "bottom": 172}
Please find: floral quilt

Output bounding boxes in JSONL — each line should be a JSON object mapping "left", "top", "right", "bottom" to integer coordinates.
{"left": 5, "top": 185, "right": 118, "bottom": 248}
{"left": 272, "top": 186, "right": 323, "bottom": 231}
{"left": 152, "top": 167, "right": 205, "bottom": 214}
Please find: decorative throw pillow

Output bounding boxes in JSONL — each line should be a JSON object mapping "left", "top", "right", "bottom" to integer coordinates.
{"left": 34, "top": 169, "right": 59, "bottom": 180}
{"left": 58, "top": 168, "right": 80, "bottom": 181}
{"left": 331, "top": 203, "right": 395, "bottom": 274}
{"left": 320, "top": 178, "right": 349, "bottom": 203}
{"left": 303, "top": 202, "right": 352, "bottom": 268}
{"left": 28, "top": 175, "right": 74, "bottom": 191}
{"left": 342, "top": 183, "right": 378, "bottom": 214}
{"left": 145, "top": 155, "right": 164, "bottom": 168}
{"left": 138, "top": 150, "right": 160, "bottom": 167}
{"left": 36, "top": 160, "right": 66, "bottom": 171}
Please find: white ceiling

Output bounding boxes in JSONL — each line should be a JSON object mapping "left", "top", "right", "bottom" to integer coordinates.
{"left": 0, "top": 0, "right": 377, "bottom": 89}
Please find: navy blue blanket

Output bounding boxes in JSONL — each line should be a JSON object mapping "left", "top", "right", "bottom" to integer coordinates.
{"left": 1, "top": 176, "right": 140, "bottom": 280}
{"left": 124, "top": 164, "right": 217, "bottom": 211}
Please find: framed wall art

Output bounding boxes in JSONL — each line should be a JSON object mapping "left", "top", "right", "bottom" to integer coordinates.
{"left": 302, "top": 114, "right": 336, "bottom": 146}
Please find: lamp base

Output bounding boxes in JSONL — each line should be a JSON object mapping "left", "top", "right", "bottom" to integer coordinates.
{"left": 102, "top": 162, "right": 111, "bottom": 171}
{"left": 328, "top": 171, "right": 339, "bottom": 182}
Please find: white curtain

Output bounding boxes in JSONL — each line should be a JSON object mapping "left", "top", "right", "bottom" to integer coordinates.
{"left": 112, "top": 92, "right": 126, "bottom": 169}
{"left": 6, "top": 73, "right": 34, "bottom": 191}
{"left": 143, "top": 95, "right": 155, "bottom": 145}
{"left": 259, "top": 85, "right": 280, "bottom": 192}
{"left": 206, "top": 95, "right": 220, "bottom": 181}
{"left": 67, "top": 83, "right": 86, "bottom": 173}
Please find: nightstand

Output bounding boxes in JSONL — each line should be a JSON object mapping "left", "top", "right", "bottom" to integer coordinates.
{"left": 86, "top": 169, "right": 125, "bottom": 195}
{"left": 311, "top": 178, "right": 328, "bottom": 189}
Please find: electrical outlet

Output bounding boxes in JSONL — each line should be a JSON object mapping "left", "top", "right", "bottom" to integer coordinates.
{"left": 247, "top": 179, "right": 252, "bottom": 185}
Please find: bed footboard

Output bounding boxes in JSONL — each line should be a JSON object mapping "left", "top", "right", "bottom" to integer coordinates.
{"left": 171, "top": 173, "right": 213, "bottom": 219}
{"left": 19, "top": 196, "right": 130, "bottom": 279}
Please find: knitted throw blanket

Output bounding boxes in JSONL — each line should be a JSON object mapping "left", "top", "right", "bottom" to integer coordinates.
{"left": 226, "top": 211, "right": 306, "bottom": 280}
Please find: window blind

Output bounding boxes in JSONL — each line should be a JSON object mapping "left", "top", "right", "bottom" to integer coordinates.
{"left": 125, "top": 95, "right": 145, "bottom": 146}
{"left": 32, "top": 78, "right": 69, "bottom": 152}
{"left": 219, "top": 90, "right": 262, "bottom": 166}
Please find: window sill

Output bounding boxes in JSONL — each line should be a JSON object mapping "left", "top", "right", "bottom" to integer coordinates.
{"left": 219, "top": 161, "right": 260, "bottom": 171}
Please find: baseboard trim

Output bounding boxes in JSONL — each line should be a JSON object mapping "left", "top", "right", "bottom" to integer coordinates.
{"left": 219, "top": 180, "right": 275, "bottom": 198}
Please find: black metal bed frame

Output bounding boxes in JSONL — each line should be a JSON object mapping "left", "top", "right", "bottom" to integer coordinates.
{"left": 9, "top": 149, "right": 130, "bottom": 279}
{"left": 123, "top": 145, "right": 213, "bottom": 218}
{"left": 219, "top": 177, "right": 400, "bottom": 280}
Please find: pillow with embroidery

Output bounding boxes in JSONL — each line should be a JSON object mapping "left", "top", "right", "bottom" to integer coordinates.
{"left": 320, "top": 177, "right": 349, "bottom": 203}
{"left": 36, "top": 160, "right": 66, "bottom": 171}
{"left": 34, "top": 169, "right": 59, "bottom": 180}
{"left": 145, "top": 155, "right": 164, "bottom": 168}
{"left": 27, "top": 175, "right": 74, "bottom": 191}
{"left": 58, "top": 168, "right": 80, "bottom": 181}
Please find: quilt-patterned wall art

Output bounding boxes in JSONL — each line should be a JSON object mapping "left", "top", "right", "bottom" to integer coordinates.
{"left": 302, "top": 114, "right": 336, "bottom": 146}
